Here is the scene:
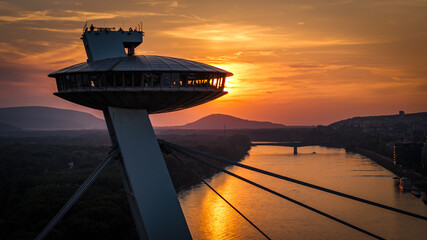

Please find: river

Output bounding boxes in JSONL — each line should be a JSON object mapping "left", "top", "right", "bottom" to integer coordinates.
{"left": 178, "top": 145, "right": 427, "bottom": 240}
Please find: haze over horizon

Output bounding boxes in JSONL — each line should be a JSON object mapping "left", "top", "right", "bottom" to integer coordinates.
{"left": 0, "top": 0, "right": 426, "bottom": 126}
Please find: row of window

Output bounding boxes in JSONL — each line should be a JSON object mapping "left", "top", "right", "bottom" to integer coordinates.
{"left": 55, "top": 72, "right": 226, "bottom": 91}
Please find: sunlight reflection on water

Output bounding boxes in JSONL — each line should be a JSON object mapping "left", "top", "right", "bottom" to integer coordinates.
{"left": 179, "top": 146, "right": 427, "bottom": 240}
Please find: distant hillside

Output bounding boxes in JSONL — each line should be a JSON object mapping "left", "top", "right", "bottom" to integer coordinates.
{"left": 0, "top": 122, "right": 22, "bottom": 132}
{"left": 174, "top": 114, "right": 286, "bottom": 129}
{"left": 329, "top": 111, "right": 427, "bottom": 128}
{"left": 0, "top": 106, "right": 106, "bottom": 130}
{"left": 328, "top": 111, "right": 427, "bottom": 141}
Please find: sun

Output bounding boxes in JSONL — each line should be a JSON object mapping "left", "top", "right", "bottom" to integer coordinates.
{"left": 224, "top": 76, "right": 236, "bottom": 93}
{"left": 213, "top": 64, "right": 238, "bottom": 94}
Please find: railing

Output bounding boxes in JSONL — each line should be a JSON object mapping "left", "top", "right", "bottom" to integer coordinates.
{"left": 55, "top": 72, "right": 226, "bottom": 92}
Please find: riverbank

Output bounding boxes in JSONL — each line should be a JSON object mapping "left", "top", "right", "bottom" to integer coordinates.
{"left": 179, "top": 144, "right": 427, "bottom": 240}
{"left": 160, "top": 134, "right": 252, "bottom": 193}
{"left": 347, "top": 147, "right": 427, "bottom": 192}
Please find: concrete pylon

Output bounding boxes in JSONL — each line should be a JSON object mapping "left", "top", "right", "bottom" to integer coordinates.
{"left": 104, "top": 107, "right": 192, "bottom": 240}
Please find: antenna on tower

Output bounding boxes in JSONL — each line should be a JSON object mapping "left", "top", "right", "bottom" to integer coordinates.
{"left": 82, "top": 21, "right": 88, "bottom": 33}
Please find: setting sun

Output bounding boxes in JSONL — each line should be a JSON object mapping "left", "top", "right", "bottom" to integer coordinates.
{"left": 0, "top": 0, "right": 425, "bottom": 126}
{"left": 1, "top": 1, "right": 426, "bottom": 240}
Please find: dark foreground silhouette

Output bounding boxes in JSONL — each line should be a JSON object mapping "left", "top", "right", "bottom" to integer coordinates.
{"left": 0, "top": 131, "right": 250, "bottom": 240}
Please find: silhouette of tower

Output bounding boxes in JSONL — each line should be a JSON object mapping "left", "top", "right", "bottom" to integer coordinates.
{"left": 46, "top": 25, "right": 232, "bottom": 240}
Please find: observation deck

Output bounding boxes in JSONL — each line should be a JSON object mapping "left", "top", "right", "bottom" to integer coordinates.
{"left": 44, "top": 24, "right": 233, "bottom": 240}
{"left": 48, "top": 25, "right": 232, "bottom": 113}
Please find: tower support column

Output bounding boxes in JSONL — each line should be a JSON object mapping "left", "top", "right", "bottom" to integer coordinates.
{"left": 105, "top": 107, "right": 192, "bottom": 240}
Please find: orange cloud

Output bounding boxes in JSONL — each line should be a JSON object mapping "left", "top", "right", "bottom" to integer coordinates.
{"left": 0, "top": 0, "right": 426, "bottom": 126}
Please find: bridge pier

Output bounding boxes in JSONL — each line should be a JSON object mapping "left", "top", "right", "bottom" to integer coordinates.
{"left": 294, "top": 146, "right": 297, "bottom": 155}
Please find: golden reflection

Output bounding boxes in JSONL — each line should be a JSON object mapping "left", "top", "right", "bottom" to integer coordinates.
{"left": 181, "top": 146, "right": 427, "bottom": 239}
{"left": 199, "top": 176, "right": 239, "bottom": 239}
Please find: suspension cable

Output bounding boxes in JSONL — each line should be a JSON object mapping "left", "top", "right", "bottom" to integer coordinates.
{"left": 35, "top": 148, "right": 119, "bottom": 240}
{"left": 170, "top": 147, "right": 385, "bottom": 240}
{"left": 170, "top": 152, "right": 271, "bottom": 240}
{"left": 162, "top": 140, "right": 427, "bottom": 221}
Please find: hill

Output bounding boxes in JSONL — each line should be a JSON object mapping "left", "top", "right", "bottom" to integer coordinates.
{"left": 329, "top": 111, "right": 427, "bottom": 129}
{"left": 328, "top": 111, "right": 427, "bottom": 142}
{"left": 0, "top": 106, "right": 106, "bottom": 130}
{"left": 173, "top": 114, "right": 286, "bottom": 129}
{"left": 0, "top": 122, "right": 22, "bottom": 132}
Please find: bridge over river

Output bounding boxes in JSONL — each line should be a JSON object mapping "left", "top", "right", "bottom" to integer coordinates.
{"left": 251, "top": 141, "right": 358, "bottom": 155}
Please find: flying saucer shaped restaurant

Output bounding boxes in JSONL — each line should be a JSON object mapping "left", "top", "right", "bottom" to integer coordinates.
{"left": 48, "top": 26, "right": 232, "bottom": 113}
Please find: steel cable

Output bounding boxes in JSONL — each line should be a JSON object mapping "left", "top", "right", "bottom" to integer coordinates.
{"left": 170, "top": 151, "right": 271, "bottom": 240}
{"left": 169, "top": 147, "right": 385, "bottom": 240}
{"left": 161, "top": 140, "right": 427, "bottom": 221}
{"left": 35, "top": 148, "right": 119, "bottom": 240}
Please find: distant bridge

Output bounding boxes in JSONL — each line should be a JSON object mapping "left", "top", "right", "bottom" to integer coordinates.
{"left": 251, "top": 141, "right": 358, "bottom": 155}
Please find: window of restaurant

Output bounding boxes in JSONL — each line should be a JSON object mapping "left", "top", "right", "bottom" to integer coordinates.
{"left": 114, "top": 72, "right": 123, "bottom": 87}
{"left": 162, "top": 72, "right": 171, "bottom": 87}
{"left": 171, "top": 73, "right": 179, "bottom": 87}
{"left": 70, "top": 74, "right": 76, "bottom": 89}
{"left": 134, "top": 72, "right": 142, "bottom": 87}
{"left": 82, "top": 73, "right": 89, "bottom": 88}
{"left": 106, "top": 72, "right": 114, "bottom": 87}
{"left": 76, "top": 74, "right": 82, "bottom": 88}
{"left": 56, "top": 77, "right": 61, "bottom": 91}
{"left": 152, "top": 73, "right": 161, "bottom": 87}
{"left": 179, "top": 73, "right": 188, "bottom": 87}
{"left": 89, "top": 74, "right": 98, "bottom": 88}
{"left": 124, "top": 72, "right": 133, "bottom": 87}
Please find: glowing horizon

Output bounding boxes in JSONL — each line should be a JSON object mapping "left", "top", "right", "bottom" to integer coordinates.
{"left": 0, "top": 0, "right": 426, "bottom": 126}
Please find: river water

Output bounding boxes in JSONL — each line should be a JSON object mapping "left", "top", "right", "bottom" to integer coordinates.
{"left": 178, "top": 145, "right": 427, "bottom": 240}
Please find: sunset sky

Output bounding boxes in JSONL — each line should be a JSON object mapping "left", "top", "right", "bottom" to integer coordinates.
{"left": 0, "top": 0, "right": 426, "bottom": 126}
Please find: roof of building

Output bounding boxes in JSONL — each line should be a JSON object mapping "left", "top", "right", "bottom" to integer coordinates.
{"left": 49, "top": 55, "right": 233, "bottom": 77}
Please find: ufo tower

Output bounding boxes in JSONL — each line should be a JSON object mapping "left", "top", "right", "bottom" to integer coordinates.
{"left": 46, "top": 25, "right": 232, "bottom": 240}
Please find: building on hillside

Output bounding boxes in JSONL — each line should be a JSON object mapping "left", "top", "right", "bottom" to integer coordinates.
{"left": 422, "top": 141, "right": 427, "bottom": 168}
{"left": 393, "top": 143, "right": 423, "bottom": 167}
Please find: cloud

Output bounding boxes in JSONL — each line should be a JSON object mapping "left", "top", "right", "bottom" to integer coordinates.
{"left": 162, "top": 23, "right": 283, "bottom": 42}
{"left": 0, "top": 0, "right": 425, "bottom": 126}
{"left": 0, "top": 9, "right": 169, "bottom": 23}
{"left": 136, "top": 1, "right": 180, "bottom": 7}
{"left": 0, "top": 60, "right": 45, "bottom": 84}
{"left": 371, "top": 0, "right": 427, "bottom": 7}
{"left": 24, "top": 27, "right": 82, "bottom": 33}
{"left": 203, "top": 52, "right": 243, "bottom": 62}
{"left": 162, "top": 22, "right": 384, "bottom": 52}
{"left": 0, "top": 40, "right": 84, "bottom": 70}
{"left": 289, "top": 64, "right": 321, "bottom": 68}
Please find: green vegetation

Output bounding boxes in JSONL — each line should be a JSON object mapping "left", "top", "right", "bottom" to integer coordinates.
{"left": 0, "top": 131, "right": 251, "bottom": 239}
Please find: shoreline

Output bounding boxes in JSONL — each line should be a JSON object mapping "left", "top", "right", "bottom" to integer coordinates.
{"left": 347, "top": 147, "right": 427, "bottom": 193}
